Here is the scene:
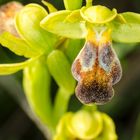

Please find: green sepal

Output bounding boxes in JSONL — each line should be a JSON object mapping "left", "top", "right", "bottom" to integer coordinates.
{"left": 47, "top": 50, "right": 76, "bottom": 93}
{"left": 42, "top": 0, "right": 57, "bottom": 13}
{"left": 111, "top": 12, "right": 140, "bottom": 43}
{"left": 121, "top": 12, "right": 140, "bottom": 24}
{"left": 41, "top": 10, "right": 87, "bottom": 39}
{"left": 0, "top": 56, "right": 38, "bottom": 75}
{"left": 80, "top": 6, "right": 117, "bottom": 23}
{"left": 23, "top": 56, "right": 53, "bottom": 129}
{"left": 0, "top": 32, "right": 37, "bottom": 58}
{"left": 15, "top": 4, "right": 57, "bottom": 54}
{"left": 63, "top": 0, "right": 82, "bottom": 10}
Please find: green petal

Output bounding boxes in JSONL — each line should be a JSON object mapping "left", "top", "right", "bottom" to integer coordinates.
{"left": 111, "top": 12, "right": 140, "bottom": 43}
{"left": 15, "top": 4, "right": 57, "bottom": 54}
{"left": 41, "top": 10, "right": 87, "bottom": 39}
{"left": 0, "top": 32, "right": 37, "bottom": 58}
{"left": 47, "top": 50, "right": 76, "bottom": 93}
{"left": 42, "top": 0, "right": 57, "bottom": 13}
{"left": 63, "top": 0, "right": 82, "bottom": 10}
{"left": 23, "top": 57, "right": 53, "bottom": 130}
{"left": 0, "top": 56, "right": 38, "bottom": 75}
{"left": 80, "top": 6, "right": 117, "bottom": 23}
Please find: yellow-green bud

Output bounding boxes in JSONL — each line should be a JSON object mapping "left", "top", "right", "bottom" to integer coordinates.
{"left": 68, "top": 110, "right": 103, "bottom": 139}
{"left": 53, "top": 109, "right": 118, "bottom": 140}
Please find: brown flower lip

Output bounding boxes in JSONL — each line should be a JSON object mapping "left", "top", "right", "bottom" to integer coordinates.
{"left": 71, "top": 40, "right": 122, "bottom": 105}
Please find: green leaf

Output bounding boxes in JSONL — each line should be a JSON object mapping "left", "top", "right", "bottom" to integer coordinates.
{"left": 0, "top": 32, "right": 37, "bottom": 58}
{"left": 41, "top": 10, "right": 87, "bottom": 39}
{"left": 80, "top": 6, "right": 117, "bottom": 23}
{"left": 0, "top": 57, "right": 38, "bottom": 75}
{"left": 15, "top": 4, "right": 58, "bottom": 54}
{"left": 42, "top": 0, "right": 57, "bottom": 13}
{"left": 23, "top": 56, "right": 53, "bottom": 131}
{"left": 111, "top": 12, "right": 140, "bottom": 43}
{"left": 63, "top": 0, "right": 82, "bottom": 10}
{"left": 47, "top": 50, "right": 76, "bottom": 93}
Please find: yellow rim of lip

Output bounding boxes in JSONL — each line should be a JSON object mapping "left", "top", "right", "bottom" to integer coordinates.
{"left": 80, "top": 6, "right": 117, "bottom": 24}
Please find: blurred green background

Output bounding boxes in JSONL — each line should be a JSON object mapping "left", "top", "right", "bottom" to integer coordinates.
{"left": 0, "top": 0, "right": 140, "bottom": 140}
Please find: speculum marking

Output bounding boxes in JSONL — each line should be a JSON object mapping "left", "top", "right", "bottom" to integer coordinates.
{"left": 80, "top": 41, "right": 96, "bottom": 71}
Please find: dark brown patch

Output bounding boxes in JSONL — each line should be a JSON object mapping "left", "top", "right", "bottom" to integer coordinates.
{"left": 76, "top": 80, "right": 114, "bottom": 105}
{"left": 76, "top": 65, "right": 114, "bottom": 105}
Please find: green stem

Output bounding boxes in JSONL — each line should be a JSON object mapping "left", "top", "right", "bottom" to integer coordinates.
{"left": 86, "top": 0, "right": 93, "bottom": 7}
{"left": 53, "top": 88, "right": 71, "bottom": 127}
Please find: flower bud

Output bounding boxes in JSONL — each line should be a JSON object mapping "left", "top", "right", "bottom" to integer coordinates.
{"left": 68, "top": 110, "right": 103, "bottom": 139}
{"left": 54, "top": 109, "right": 117, "bottom": 140}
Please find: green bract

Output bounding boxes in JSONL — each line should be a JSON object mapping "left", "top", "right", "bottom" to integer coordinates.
{"left": 23, "top": 57, "right": 53, "bottom": 130}
{"left": 47, "top": 50, "right": 76, "bottom": 93}
{"left": 80, "top": 6, "right": 117, "bottom": 23}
